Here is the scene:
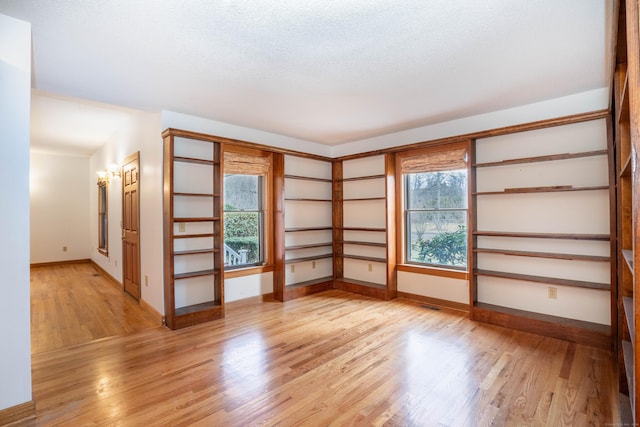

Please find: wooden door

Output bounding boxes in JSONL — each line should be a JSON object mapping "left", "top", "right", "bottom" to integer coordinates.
{"left": 122, "top": 152, "right": 141, "bottom": 300}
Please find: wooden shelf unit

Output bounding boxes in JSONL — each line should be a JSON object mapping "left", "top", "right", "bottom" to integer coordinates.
{"left": 471, "top": 119, "right": 614, "bottom": 350}
{"left": 274, "top": 155, "right": 334, "bottom": 301}
{"left": 163, "top": 129, "right": 224, "bottom": 330}
{"left": 615, "top": 1, "right": 640, "bottom": 421}
{"left": 333, "top": 154, "right": 396, "bottom": 300}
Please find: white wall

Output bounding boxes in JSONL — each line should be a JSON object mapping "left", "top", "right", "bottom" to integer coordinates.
{"left": 0, "top": 13, "right": 32, "bottom": 410}
{"left": 30, "top": 152, "right": 90, "bottom": 264}
{"left": 162, "top": 111, "right": 332, "bottom": 158}
{"left": 89, "top": 111, "right": 164, "bottom": 315}
{"left": 332, "top": 88, "right": 608, "bottom": 157}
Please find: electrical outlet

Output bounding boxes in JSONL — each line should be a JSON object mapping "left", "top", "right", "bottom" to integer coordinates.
{"left": 368, "top": 263, "right": 373, "bottom": 272}
{"left": 178, "top": 223, "right": 186, "bottom": 232}
{"left": 312, "top": 261, "right": 316, "bottom": 269}
{"left": 62, "top": 246, "right": 67, "bottom": 252}
{"left": 548, "top": 287, "right": 557, "bottom": 299}
{"left": 291, "top": 264, "right": 295, "bottom": 273}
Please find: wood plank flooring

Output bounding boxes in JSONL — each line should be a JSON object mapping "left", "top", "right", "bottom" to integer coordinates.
{"left": 30, "top": 263, "right": 159, "bottom": 354}
{"left": 25, "top": 265, "right": 619, "bottom": 426}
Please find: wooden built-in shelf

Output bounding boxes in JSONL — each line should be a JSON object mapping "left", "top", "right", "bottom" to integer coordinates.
{"left": 473, "top": 302, "right": 610, "bottom": 348}
{"left": 285, "top": 254, "right": 332, "bottom": 264}
{"left": 617, "top": 71, "right": 630, "bottom": 124}
{"left": 284, "top": 174, "right": 332, "bottom": 183}
{"left": 340, "top": 254, "right": 386, "bottom": 263}
{"left": 475, "top": 269, "right": 610, "bottom": 291}
{"left": 340, "top": 240, "right": 387, "bottom": 247}
{"left": 473, "top": 231, "right": 610, "bottom": 241}
{"left": 173, "top": 233, "right": 215, "bottom": 239}
{"left": 341, "top": 197, "right": 386, "bottom": 201}
{"left": 174, "top": 192, "right": 218, "bottom": 198}
{"left": 473, "top": 150, "right": 607, "bottom": 168}
{"left": 623, "top": 340, "right": 636, "bottom": 419}
{"left": 623, "top": 249, "right": 635, "bottom": 272}
{"left": 339, "top": 174, "right": 386, "bottom": 182}
{"left": 284, "top": 198, "right": 332, "bottom": 202}
{"left": 285, "top": 226, "right": 333, "bottom": 232}
{"left": 175, "top": 301, "right": 222, "bottom": 317}
{"left": 174, "top": 269, "right": 219, "bottom": 280}
{"left": 341, "top": 227, "right": 386, "bottom": 232}
{"left": 473, "top": 248, "right": 610, "bottom": 262}
{"left": 474, "top": 185, "right": 609, "bottom": 195}
{"left": 622, "top": 155, "right": 632, "bottom": 177}
{"left": 624, "top": 296, "right": 635, "bottom": 339}
{"left": 285, "top": 243, "right": 332, "bottom": 250}
{"left": 173, "top": 156, "right": 218, "bottom": 166}
{"left": 174, "top": 217, "right": 219, "bottom": 222}
{"left": 173, "top": 248, "right": 218, "bottom": 256}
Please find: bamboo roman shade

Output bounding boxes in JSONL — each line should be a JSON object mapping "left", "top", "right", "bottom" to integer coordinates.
{"left": 224, "top": 150, "right": 271, "bottom": 175}
{"left": 398, "top": 145, "right": 467, "bottom": 174}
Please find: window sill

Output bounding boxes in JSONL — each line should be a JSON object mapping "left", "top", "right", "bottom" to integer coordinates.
{"left": 397, "top": 264, "right": 468, "bottom": 280}
{"left": 98, "top": 248, "right": 108, "bottom": 257}
{"left": 224, "top": 264, "right": 274, "bottom": 279}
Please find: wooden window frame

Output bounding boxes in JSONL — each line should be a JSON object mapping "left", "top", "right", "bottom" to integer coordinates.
{"left": 97, "top": 179, "right": 108, "bottom": 256}
{"left": 222, "top": 146, "right": 274, "bottom": 277}
{"left": 395, "top": 141, "right": 472, "bottom": 278}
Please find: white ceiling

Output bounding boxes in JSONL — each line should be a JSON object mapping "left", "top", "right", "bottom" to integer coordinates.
{"left": 1, "top": 0, "right": 613, "bottom": 155}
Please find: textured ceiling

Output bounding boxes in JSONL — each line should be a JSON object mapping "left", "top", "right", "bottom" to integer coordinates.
{"left": 1, "top": 0, "right": 613, "bottom": 152}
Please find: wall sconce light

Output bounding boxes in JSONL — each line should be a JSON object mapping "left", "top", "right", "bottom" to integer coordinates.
{"left": 97, "top": 170, "right": 109, "bottom": 184}
{"left": 109, "top": 166, "right": 122, "bottom": 179}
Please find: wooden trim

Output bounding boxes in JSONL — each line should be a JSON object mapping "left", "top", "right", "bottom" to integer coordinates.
{"left": 468, "top": 139, "right": 477, "bottom": 318}
{"left": 473, "top": 302, "right": 610, "bottom": 349}
{"left": 90, "top": 260, "right": 122, "bottom": 290}
{"left": 272, "top": 153, "right": 285, "bottom": 302}
{"left": 333, "top": 160, "right": 344, "bottom": 284}
{"left": 0, "top": 400, "right": 35, "bottom": 425}
{"left": 162, "top": 128, "right": 333, "bottom": 162}
{"left": 397, "top": 263, "right": 469, "bottom": 280}
{"left": 30, "top": 258, "right": 91, "bottom": 268}
{"left": 225, "top": 264, "right": 275, "bottom": 279}
{"left": 336, "top": 110, "right": 609, "bottom": 161}
{"left": 283, "top": 278, "right": 333, "bottom": 301}
{"left": 384, "top": 153, "right": 397, "bottom": 299}
{"left": 334, "top": 278, "right": 390, "bottom": 300}
{"left": 396, "top": 291, "right": 469, "bottom": 313}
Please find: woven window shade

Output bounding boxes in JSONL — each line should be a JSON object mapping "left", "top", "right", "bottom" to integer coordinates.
{"left": 224, "top": 151, "right": 271, "bottom": 175}
{"left": 399, "top": 146, "right": 467, "bottom": 174}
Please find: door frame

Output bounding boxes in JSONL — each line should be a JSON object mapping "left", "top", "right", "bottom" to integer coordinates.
{"left": 122, "top": 151, "right": 141, "bottom": 300}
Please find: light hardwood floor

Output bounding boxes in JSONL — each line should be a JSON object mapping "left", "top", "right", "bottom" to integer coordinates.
{"left": 25, "top": 264, "right": 619, "bottom": 426}
{"left": 30, "top": 263, "right": 159, "bottom": 354}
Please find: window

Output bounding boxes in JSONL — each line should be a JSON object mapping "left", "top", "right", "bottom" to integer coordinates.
{"left": 223, "top": 148, "right": 271, "bottom": 270}
{"left": 97, "top": 179, "right": 108, "bottom": 255}
{"left": 397, "top": 142, "right": 469, "bottom": 270}
{"left": 224, "top": 174, "right": 264, "bottom": 267}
